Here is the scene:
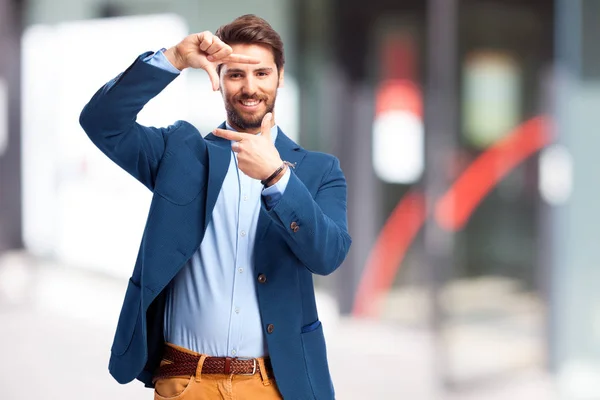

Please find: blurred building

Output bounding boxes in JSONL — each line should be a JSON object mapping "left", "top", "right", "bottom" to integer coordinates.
{"left": 1, "top": 0, "right": 600, "bottom": 397}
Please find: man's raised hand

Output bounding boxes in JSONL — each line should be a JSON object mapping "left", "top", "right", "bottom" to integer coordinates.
{"left": 164, "top": 31, "right": 259, "bottom": 90}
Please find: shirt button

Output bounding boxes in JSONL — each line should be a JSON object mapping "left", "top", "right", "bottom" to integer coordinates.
{"left": 290, "top": 221, "right": 300, "bottom": 233}
{"left": 267, "top": 324, "right": 275, "bottom": 334}
{"left": 257, "top": 274, "right": 267, "bottom": 284}
{"left": 238, "top": 268, "right": 244, "bottom": 273}
{"left": 243, "top": 195, "right": 248, "bottom": 201}
{"left": 231, "top": 350, "right": 237, "bottom": 356}
{"left": 240, "top": 231, "right": 246, "bottom": 237}
{"left": 235, "top": 307, "right": 240, "bottom": 314}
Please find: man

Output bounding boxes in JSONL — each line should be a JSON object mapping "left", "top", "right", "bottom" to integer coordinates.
{"left": 80, "top": 14, "right": 351, "bottom": 400}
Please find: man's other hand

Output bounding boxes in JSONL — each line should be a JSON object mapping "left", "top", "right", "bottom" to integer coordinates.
{"left": 164, "top": 31, "right": 260, "bottom": 91}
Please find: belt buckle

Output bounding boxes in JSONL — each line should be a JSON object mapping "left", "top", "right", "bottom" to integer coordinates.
{"left": 235, "top": 357, "right": 257, "bottom": 376}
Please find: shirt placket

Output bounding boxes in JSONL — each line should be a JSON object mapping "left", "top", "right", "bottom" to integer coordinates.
{"left": 227, "top": 155, "right": 252, "bottom": 358}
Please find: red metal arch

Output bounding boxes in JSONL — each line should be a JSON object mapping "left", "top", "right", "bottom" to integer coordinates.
{"left": 352, "top": 116, "right": 552, "bottom": 317}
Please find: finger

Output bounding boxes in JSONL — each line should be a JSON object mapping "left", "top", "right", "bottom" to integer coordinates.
{"left": 198, "top": 31, "right": 214, "bottom": 52}
{"left": 207, "top": 44, "right": 233, "bottom": 62}
{"left": 213, "top": 128, "right": 247, "bottom": 141}
{"left": 220, "top": 53, "right": 261, "bottom": 64}
{"left": 261, "top": 113, "right": 273, "bottom": 140}
{"left": 204, "top": 64, "right": 221, "bottom": 91}
{"left": 205, "top": 37, "right": 227, "bottom": 55}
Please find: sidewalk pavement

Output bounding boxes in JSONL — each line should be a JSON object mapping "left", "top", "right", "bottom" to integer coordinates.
{"left": 0, "top": 252, "right": 558, "bottom": 399}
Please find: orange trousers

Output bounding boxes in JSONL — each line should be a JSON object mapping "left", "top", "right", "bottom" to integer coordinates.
{"left": 153, "top": 343, "right": 283, "bottom": 400}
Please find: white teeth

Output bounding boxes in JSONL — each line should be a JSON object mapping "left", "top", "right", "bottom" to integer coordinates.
{"left": 241, "top": 100, "right": 260, "bottom": 106}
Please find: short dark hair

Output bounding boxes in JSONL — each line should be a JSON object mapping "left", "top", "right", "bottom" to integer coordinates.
{"left": 215, "top": 14, "right": 285, "bottom": 73}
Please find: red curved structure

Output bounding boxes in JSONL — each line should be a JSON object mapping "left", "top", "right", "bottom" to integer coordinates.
{"left": 352, "top": 191, "right": 426, "bottom": 317}
{"left": 436, "top": 116, "right": 552, "bottom": 231}
{"left": 352, "top": 116, "right": 553, "bottom": 317}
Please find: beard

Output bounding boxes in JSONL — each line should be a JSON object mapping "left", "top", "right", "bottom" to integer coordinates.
{"left": 225, "top": 93, "right": 276, "bottom": 131}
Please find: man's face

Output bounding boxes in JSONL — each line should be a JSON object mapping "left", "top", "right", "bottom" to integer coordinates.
{"left": 219, "top": 43, "right": 284, "bottom": 133}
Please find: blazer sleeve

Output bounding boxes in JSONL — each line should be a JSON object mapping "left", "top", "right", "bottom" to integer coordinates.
{"left": 264, "top": 156, "right": 352, "bottom": 276}
{"left": 79, "top": 52, "right": 180, "bottom": 191}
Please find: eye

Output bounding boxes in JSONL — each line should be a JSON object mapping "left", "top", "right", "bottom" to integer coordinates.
{"left": 229, "top": 73, "right": 242, "bottom": 79}
{"left": 257, "top": 71, "right": 268, "bottom": 77}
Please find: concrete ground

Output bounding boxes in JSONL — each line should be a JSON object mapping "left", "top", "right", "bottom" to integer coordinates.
{"left": 0, "top": 252, "right": 558, "bottom": 399}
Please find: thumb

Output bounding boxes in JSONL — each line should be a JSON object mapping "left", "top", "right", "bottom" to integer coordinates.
{"left": 261, "top": 112, "right": 273, "bottom": 140}
{"left": 204, "top": 64, "right": 220, "bottom": 91}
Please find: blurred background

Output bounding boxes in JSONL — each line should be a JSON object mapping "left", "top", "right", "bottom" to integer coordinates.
{"left": 1, "top": 0, "right": 599, "bottom": 399}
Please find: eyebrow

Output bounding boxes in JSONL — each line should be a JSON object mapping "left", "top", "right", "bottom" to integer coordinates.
{"left": 226, "top": 67, "right": 274, "bottom": 74}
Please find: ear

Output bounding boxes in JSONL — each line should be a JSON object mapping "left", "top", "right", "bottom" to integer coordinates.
{"left": 277, "top": 67, "right": 285, "bottom": 88}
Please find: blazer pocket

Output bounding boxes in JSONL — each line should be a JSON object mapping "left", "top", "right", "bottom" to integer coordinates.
{"left": 154, "top": 145, "right": 207, "bottom": 206}
{"left": 301, "top": 319, "right": 322, "bottom": 333}
{"left": 300, "top": 322, "right": 335, "bottom": 399}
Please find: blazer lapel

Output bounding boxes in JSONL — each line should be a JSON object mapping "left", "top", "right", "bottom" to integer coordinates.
{"left": 203, "top": 123, "right": 231, "bottom": 231}
{"left": 274, "top": 127, "right": 305, "bottom": 171}
{"left": 255, "top": 127, "right": 306, "bottom": 245}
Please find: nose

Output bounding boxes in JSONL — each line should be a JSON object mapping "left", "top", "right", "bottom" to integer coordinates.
{"left": 241, "top": 75, "right": 258, "bottom": 95}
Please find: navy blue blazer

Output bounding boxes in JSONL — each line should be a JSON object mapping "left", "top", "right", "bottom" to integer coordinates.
{"left": 79, "top": 53, "right": 351, "bottom": 399}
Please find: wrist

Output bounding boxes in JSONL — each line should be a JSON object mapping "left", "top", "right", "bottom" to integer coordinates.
{"left": 261, "top": 162, "right": 286, "bottom": 187}
{"left": 264, "top": 165, "right": 287, "bottom": 187}
{"left": 164, "top": 46, "right": 187, "bottom": 71}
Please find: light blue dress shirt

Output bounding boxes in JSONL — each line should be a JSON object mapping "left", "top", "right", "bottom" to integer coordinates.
{"left": 145, "top": 50, "right": 291, "bottom": 358}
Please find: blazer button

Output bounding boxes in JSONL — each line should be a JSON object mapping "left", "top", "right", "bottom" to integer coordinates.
{"left": 290, "top": 221, "right": 300, "bottom": 233}
{"left": 257, "top": 274, "right": 267, "bottom": 284}
{"left": 267, "top": 324, "right": 275, "bottom": 334}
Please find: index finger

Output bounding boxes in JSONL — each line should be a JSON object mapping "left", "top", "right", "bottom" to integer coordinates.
{"left": 213, "top": 128, "right": 247, "bottom": 141}
{"left": 220, "top": 54, "right": 261, "bottom": 64}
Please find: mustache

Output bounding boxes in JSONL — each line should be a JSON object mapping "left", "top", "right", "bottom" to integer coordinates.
{"left": 235, "top": 94, "right": 268, "bottom": 102}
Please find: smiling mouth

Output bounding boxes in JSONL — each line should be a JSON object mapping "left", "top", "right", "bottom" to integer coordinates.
{"left": 237, "top": 98, "right": 265, "bottom": 110}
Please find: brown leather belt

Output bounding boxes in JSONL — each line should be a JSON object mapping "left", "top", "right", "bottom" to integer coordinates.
{"left": 153, "top": 345, "right": 272, "bottom": 383}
